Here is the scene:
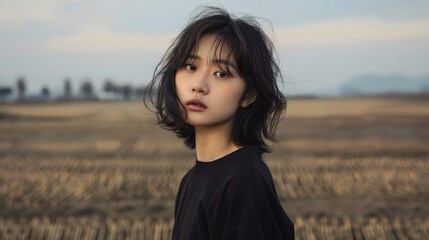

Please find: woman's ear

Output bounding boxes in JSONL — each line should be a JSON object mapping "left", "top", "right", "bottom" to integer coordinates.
{"left": 240, "top": 90, "right": 257, "bottom": 108}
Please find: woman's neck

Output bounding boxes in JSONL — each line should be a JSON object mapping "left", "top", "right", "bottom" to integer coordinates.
{"left": 194, "top": 124, "right": 239, "bottom": 162}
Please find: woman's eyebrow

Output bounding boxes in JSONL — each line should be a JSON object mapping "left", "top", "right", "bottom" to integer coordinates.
{"left": 215, "top": 59, "right": 237, "bottom": 70}
{"left": 187, "top": 54, "right": 237, "bottom": 70}
{"left": 187, "top": 54, "right": 200, "bottom": 60}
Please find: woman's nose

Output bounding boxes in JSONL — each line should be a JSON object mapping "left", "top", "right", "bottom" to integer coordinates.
{"left": 192, "top": 85, "right": 208, "bottom": 94}
{"left": 191, "top": 71, "right": 209, "bottom": 94}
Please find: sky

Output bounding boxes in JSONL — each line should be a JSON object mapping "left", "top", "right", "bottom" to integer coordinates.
{"left": 1, "top": 0, "right": 428, "bottom": 96}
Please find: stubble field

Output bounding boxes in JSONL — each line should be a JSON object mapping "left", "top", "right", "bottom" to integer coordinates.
{"left": 0, "top": 96, "right": 428, "bottom": 239}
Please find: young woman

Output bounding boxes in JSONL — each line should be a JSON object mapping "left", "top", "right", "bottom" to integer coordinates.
{"left": 144, "top": 6, "right": 294, "bottom": 240}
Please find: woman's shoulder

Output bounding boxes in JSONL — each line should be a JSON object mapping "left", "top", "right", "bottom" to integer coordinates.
{"left": 225, "top": 147, "right": 275, "bottom": 189}
{"left": 232, "top": 146, "right": 272, "bottom": 176}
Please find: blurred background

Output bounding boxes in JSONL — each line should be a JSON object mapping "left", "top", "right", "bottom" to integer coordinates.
{"left": 0, "top": 0, "right": 428, "bottom": 239}
{"left": 1, "top": 0, "right": 429, "bottom": 99}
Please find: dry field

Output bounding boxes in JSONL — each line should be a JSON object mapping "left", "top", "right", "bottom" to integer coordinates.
{"left": 0, "top": 96, "right": 428, "bottom": 239}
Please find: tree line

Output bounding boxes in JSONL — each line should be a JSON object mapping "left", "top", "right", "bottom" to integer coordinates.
{"left": 0, "top": 77, "right": 148, "bottom": 101}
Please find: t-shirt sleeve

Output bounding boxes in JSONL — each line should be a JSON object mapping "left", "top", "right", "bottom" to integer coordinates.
{"left": 174, "top": 171, "right": 189, "bottom": 219}
{"left": 221, "top": 160, "right": 293, "bottom": 240}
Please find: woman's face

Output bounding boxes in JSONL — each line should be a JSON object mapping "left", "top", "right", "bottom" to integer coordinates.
{"left": 175, "top": 34, "right": 255, "bottom": 130}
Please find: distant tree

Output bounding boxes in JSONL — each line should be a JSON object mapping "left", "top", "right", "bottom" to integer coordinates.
{"left": 41, "top": 86, "right": 50, "bottom": 98}
{"left": 122, "top": 85, "right": 132, "bottom": 99}
{"left": 16, "top": 77, "right": 26, "bottom": 99}
{"left": 103, "top": 79, "right": 118, "bottom": 99}
{"left": 103, "top": 79, "right": 115, "bottom": 93}
{"left": 103, "top": 79, "right": 140, "bottom": 100}
{"left": 80, "top": 79, "right": 93, "bottom": 98}
{"left": 104, "top": 79, "right": 135, "bottom": 99}
{"left": 135, "top": 86, "right": 146, "bottom": 100}
{"left": 64, "top": 78, "right": 72, "bottom": 98}
{"left": 0, "top": 86, "right": 13, "bottom": 99}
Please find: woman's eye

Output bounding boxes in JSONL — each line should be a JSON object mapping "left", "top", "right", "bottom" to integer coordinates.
{"left": 185, "top": 64, "right": 196, "bottom": 72}
{"left": 215, "top": 71, "right": 230, "bottom": 79}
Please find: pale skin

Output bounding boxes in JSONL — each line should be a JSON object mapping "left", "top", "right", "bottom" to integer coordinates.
{"left": 175, "top": 34, "right": 256, "bottom": 162}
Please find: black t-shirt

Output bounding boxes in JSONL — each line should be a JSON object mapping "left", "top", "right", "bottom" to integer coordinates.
{"left": 172, "top": 146, "right": 295, "bottom": 240}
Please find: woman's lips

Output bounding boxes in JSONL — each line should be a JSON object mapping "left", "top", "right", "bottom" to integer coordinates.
{"left": 186, "top": 99, "right": 207, "bottom": 111}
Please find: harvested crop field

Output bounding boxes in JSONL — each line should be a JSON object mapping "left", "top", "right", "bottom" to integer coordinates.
{"left": 0, "top": 96, "right": 428, "bottom": 239}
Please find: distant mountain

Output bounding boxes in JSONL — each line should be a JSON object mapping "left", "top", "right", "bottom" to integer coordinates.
{"left": 340, "top": 74, "right": 429, "bottom": 96}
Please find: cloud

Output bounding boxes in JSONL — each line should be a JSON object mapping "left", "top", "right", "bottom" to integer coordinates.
{"left": 37, "top": 18, "right": 429, "bottom": 55}
{"left": 0, "top": 0, "right": 132, "bottom": 30}
{"left": 39, "top": 26, "right": 174, "bottom": 54}
{"left": 0, "top": 0, "right": 72, "bottom": 26}
{"left": 275, "top": 18, "right": 429, "bottom": 48}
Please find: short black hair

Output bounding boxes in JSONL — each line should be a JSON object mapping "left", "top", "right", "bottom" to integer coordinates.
{"left": 144, "top": 6, "right": 287, "bottom": 153}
